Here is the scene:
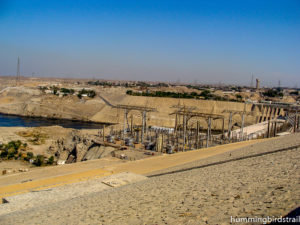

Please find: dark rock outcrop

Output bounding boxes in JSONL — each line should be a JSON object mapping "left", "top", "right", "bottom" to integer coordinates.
{"left": 48, "top": 130, "right": 116, "bottom": 163}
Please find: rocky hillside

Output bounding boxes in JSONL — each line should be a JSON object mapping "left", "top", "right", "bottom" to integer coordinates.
{"left": 48, "top": 130, "right": 116, "bottom": 163}
{"left": 0, "top": 86, "right": 267, "bottom": 130}
{"left": 0, "top": 87, "right": 106, "bottom": 121}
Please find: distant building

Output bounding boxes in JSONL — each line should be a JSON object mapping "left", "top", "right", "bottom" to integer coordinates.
{"left": 256, "top": 79, "right": 260, "bottom": 89}
{"left": 222, "top": 91, "right": 235, "bottom": 94}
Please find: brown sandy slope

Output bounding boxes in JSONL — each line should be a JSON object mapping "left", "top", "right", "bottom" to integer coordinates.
{"left": 0, "top": 86, "right": 264, "bottom": 129}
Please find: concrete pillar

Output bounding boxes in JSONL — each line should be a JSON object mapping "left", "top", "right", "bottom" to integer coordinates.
{"left": 267, "top": 120, "right": 271, "bottom": 138}
{"left": 240, "top": 114, "right": 245, "bottom": 141}
{"left": 263, "top": 107, "right": 269, "bottom": 122}
{"left": 270, "top": 121, "right": 274, "bottom": 137}
{"left": 274, "top": 121, "right": 277, "bottom": 137}
{"left": 278, "top": 108, "right": 282, "bottom": 116}
{"left": 156, "top": 134, "right": 163, "bottom": 152}
{"left": 274, "top": 107, "right": 279, "bottom": 119}
{"left": 268, "top": 107, "right": 273, "bottom": 121}
{"left": 260, "top": 106, "right": 265, "bottom": 123}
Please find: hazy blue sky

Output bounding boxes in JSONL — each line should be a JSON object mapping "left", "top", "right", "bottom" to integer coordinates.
{"left": 0, "top": 0, "right": 299, "bottom": 87}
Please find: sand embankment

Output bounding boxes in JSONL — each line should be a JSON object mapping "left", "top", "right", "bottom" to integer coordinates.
{"left": 0, "top": 86, "right": 264, "bottom": 129}
{"left": 0, "top": 87, "right": 106, "bottom": 121}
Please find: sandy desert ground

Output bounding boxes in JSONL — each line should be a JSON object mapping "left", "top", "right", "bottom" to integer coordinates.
{"left": 0, "top": 133, "right": 299, "bottom": 225}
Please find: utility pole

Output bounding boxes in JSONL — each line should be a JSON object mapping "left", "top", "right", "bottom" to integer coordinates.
{"left": 183, "top": 114, "right": 187, "bottom": 151}
{"left": 123, "top": 109, "right": 127, "bottom": 141}
{"left": 170, "top": 110, "right": 223, "bottom": 150}
{"left": 141, "top": 111, "right": 146, "bottom": 143}
{"left": 240, "top": 114, "right": 245, "bottom": 141}
{"left": 102, "top": 125, "right": 105, "bottom": 142}
{"left": 239, "top": 102, "right": 247, "bottom": 141}
{"left": 114, "top": 104, "right": 156, "bottom": 144}
{"left": 196, "top": 121, "right": 200, "bottom": 149}
{"left": 267, "top": 119, "right": 271, "bottom": 138}
{"left": 206, "top": 117, "right": 211, "bottom": 148}
{"left": 294, "top": 110, "right": 298, "bottom": 133}
{"left": 228, "top": 112, "right": 233, "bottom": 141}
{"left": 16, "top": 57, "right": 20, "bottom": 86}
{"left": 130, "top": 114, "right": 133, "bottom": 135}
{"left": 223, "top": 107, "right": 252, "bottom": 142}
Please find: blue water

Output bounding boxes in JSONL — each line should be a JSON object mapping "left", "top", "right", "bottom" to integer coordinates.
{"left": 0, "top": 113, "right": 104, "bottom": 129}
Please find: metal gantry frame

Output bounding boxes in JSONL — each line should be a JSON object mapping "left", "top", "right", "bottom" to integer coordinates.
{"left": 170, "top": 109, "right": 224, "bottom": 150}
{"left": 222, "top": 103, "right": 253, "bottom": 141}
{"left": 170, "top": 104, "right": 197, "bottom": 134}
{"left": 114, "top": 104, "right": 157, "bottom": 143}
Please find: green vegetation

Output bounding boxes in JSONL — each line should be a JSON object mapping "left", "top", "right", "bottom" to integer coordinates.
{"left": 290, "top": 91, "right": 299, "bottom": 96}
{"left": 126, "top": 90, "right": 243, "bottom": 102}
{"left": 77, "top": 89, "right": 96, "bottom": 99}
{"left": 47, "top": 156, "right": 54, "bottom": 165}
{"left": 50, "top": 86, "right": 60, "bottom": 95}
{"left": 186, "top": 85, "right": 207, "bottom": 90}
{"left": 39, "top": 86, "right": 48, "bottom": 92}
{"left": 47, "top": 86, "right": 95, "bottom": 99}
{"left": 24, "top": 152, "right": 34, "bottom": 161}
{"left": 0, "top": 140, "right": 24, "bottom": 159}
{"left": 263, "top": 89, "right": 283, "bottom": 98}
{"left": 236, "top": 94, "right": 243, "bottom": 100}
{"left": 199, "top": 90, "right": 213, "bottom": 99}
{"left": 156, "top": 83, "right": 169, "bottom": 87}
{"left": 0, "top": 140, "right": 55, "bottom": 167}
{"left": 34, "top": 155, "right": 45, "bottom": 166}
{"left": 87, "top": 80, "right": 114, "bottom": 86}
{"left": 18, "top": 130, "right": 48, "bottom": 145}
{"left": 88, "top": 80, "right": 169, "bottom": 88}
{"left": 126, "top": 90, "right": 133, "bottom": 95}
{"left": 60, "top": 88, "right": 75, "bottom": 95}
{"left": 30, "top": 132, "right": 48, "bottom": 145}
{"left": 126, "top": 90, "right": 200, "bottom": 99}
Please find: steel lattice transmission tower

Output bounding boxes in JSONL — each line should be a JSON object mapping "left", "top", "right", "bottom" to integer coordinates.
{"left": 16, "top": 57, "right": 20, "bottom": 86}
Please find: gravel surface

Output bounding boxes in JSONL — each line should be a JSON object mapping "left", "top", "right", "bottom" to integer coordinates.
{"left": 0, "top": 172, "right": 147, "bottom": 216}
{"left": 147, "top": 133, "right": 300, "bottom": 176}
{"left": 1, "top": 133, "right": 300, "bottom": 225}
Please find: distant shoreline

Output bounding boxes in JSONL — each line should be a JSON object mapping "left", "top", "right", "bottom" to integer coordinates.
{"left": 0, "top": 112, "right": 111, "bottom": 129}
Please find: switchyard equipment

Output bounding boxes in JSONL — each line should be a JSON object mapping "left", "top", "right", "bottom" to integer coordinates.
{"left": 222, "top": 108, "right": 253, "bottom": 141}
{"left": 113, "top": 104, "right": 157, "bottom": 143}
{"left": 170, "top": 108, "right": 224, "bottom": 149}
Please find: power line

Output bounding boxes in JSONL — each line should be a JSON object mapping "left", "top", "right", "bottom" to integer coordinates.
{"left": 16, "top": 57, "right": 20, "bottom": 86}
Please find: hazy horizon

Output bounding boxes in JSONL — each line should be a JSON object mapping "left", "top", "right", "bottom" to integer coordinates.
{"left": 0, "top": 0, "right": 299, "bottom": 87}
